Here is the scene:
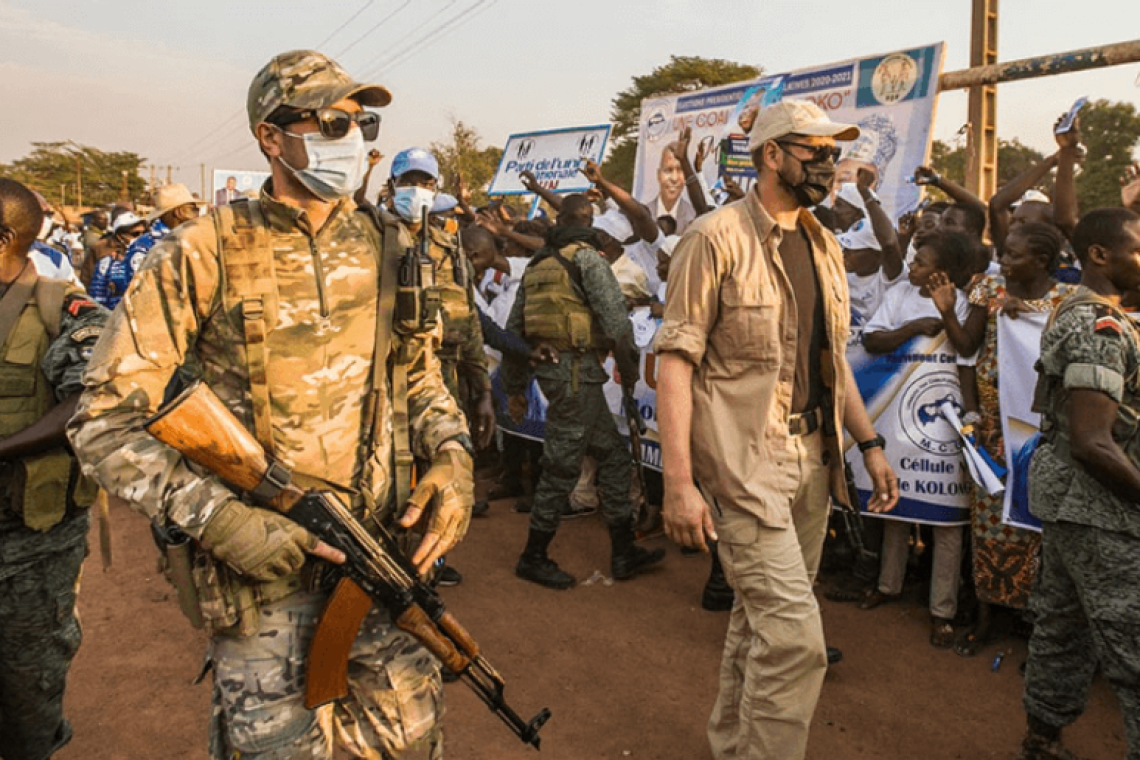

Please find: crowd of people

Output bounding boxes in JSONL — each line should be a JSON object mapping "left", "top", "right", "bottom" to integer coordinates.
{"left": 3, "top": 46, "right": 1140, "bottom": 760}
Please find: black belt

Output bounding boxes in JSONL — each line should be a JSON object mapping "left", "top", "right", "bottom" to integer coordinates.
{"left": 788, "top": 407, "right": 821, "bottom": 437}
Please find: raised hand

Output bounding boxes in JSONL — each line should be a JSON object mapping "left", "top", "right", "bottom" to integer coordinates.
{"left": 927, "top": 271, "right": 958, "bottom": 316}
{"left": 579, "top": 159, "right": 603, "bottom": 185}
{"left": 519, "top": 170, "right": 540, "bottom": 193}
{"left": 1121, "top": 163, "right": 1140, "bottom": 211}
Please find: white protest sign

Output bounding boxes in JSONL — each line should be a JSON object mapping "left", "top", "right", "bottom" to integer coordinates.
{"left": 488, "top": 125, "right": 611, "bottom": 196}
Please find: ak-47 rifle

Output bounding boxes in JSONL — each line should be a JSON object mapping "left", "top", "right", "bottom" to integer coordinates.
{"left": 145, "top": 381, "right": 551, "bottom": 750}
{"left": 622, "top": 388, "right": 659, "bottom": 536}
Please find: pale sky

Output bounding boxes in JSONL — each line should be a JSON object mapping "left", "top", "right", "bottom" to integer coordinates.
{"left": 2, "top": 0, "right": 1139, "bottom": 198}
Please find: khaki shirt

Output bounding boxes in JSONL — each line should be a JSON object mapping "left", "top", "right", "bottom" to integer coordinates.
{"left": 68, "top": 187, "right": 467, "bottom": 538}
{"left": 655, "top": 189, "right": 850, "bottom": 528}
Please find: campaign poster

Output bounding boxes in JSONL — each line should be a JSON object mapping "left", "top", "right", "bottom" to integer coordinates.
{"left": 845, "top": 334, "right": 972, "bottom": 526}
{"left": 211, "top": 169, "right": 271, "bottom": 206}
{"left": 632, "top": 43, "right": 946, "bottom": 230}
{"left": 488, "top": 125, "right": 612, "bottom": 196}
{"left": 998, "top": 312, "right": 1049, "bottom": 532}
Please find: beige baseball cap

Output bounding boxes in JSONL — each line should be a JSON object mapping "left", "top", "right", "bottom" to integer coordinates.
{"left": 147, "top": 184, "right": 203, "bottom": 222}
{"left": 747, "top": 99, "right": 860, "bottom": 152}
{"left": 247, "top": 49, "right": 392, "bottom": 132}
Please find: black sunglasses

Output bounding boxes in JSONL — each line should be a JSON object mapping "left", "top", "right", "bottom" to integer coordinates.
{"left": 272, "top": 108, "right": 381, "bottom": 141}
{"left": 776, "top": 140, "right": 842, "bottom": 163}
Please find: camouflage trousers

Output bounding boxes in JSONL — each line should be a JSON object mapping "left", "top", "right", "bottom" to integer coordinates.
{"left": 1023, "top": 520, "right": 1140, "bottom": 759}
{"left": 530, "top": 378, "right": 631, "bottom": 534}
{"left": 209, "top": 590, "right": 444, "bottom": 760}
{"left": 0, "top": 540, "right": 85, "bottom": 760}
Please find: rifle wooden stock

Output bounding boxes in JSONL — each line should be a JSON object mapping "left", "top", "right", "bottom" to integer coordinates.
{"left": 146, "top": 381, "right": 551, "bottom": 749}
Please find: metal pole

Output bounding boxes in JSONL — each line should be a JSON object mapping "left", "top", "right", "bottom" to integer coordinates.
{"left": 965, "top": 0, "right": 999, "bottom": 199}
{"left": 200, "top": 163, "right": 206, "bottom": 201}
{"left": 940, "top": 38, "right": 1140, "bottom": 91}
{"left": 75, "top": 154, "right": 82, "bottom": 208}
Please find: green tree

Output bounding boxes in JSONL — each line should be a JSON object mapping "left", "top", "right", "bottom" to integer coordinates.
{"left": 603, "top": 55, "right": 762, "bottom": 189}
{"left": 1074, "top": 98, "right": 1140, "bottom": 211}
{"left": 430, "top": 119, "right": 503, "bottom": 208}
{"left": 0, "top": 142, "right": 147, "bottom": 208}
{"left": 930, "top": 137, "right": 1050, "bottom": 197}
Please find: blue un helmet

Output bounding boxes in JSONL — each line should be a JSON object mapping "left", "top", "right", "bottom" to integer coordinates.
{"left": 390, "top": 147, "right": 440, "bottom": 181}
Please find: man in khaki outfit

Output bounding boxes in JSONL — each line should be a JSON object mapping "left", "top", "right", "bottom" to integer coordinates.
{"left": 656, "top": 100, "right": 900, "bottom": 760}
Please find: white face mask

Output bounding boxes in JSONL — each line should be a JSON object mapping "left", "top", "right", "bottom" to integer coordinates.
{"left": 277, "top": 126, "right": 367, "bottom": 201}
{"left": 38, "top": 215, "right": 54, "bottom": 241}
{"left": 393, "top": 186, "right": 437, "bottom": 223}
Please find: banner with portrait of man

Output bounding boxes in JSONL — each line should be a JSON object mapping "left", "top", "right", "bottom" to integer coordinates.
{"left": 632, "top": 42, "right": 946, "bottom": 226}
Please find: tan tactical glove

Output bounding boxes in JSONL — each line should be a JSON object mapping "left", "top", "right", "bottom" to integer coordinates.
{"left": 398, "top": 447, "right": 474, "bottom": 575}
{"left": 200, "top": 500, "right": 319, "bottom": 582}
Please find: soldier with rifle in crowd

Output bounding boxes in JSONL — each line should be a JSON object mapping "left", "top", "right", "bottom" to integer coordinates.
{"left": 67, "top": 50, "right": 508, "bottom": 759}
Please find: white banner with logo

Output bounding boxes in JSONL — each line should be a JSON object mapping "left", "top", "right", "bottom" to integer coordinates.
{"left": 633, "top": 43, "right": 945, "bottom": 232}
{"left": 998, "top": 312, "right": 1049, "bottom": 532}
{"left": 488, "top": 125, "right": 612, "bottom": 196}
{"left": 846, "top": 334, "right": 971, "bottom": 525}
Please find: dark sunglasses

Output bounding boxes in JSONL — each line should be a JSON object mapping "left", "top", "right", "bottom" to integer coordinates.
{"left": 776, "top": 140, "right": 842, "bottom": 163}
{"left": 272, "top": 108, "right": 381, "bottom": 141}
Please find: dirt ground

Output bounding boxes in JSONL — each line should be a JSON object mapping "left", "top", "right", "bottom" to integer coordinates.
{"left": 59, "top": 485, "right": 1128, "bottom": 760}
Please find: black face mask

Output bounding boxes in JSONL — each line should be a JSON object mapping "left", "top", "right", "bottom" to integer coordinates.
{"left": 778, "top": 155, "right": 836, "bottom": 208}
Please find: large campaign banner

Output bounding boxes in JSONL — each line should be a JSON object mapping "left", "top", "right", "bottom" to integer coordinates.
{"left": 633, "top": 43, "right": 945, "bottom": 229}
{"left": 846, "top": 334, "right": 972, "bottom": 525}
{"left": 488, "top": 125, "right": 612, "bottom": 196}
{"left": 997, "top": 313, "right": 1049, "bottom": 532}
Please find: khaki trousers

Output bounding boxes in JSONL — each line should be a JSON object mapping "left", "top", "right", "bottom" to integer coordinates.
{"left": 706, "top": 428, "right": 830, "bottom": 760}
{"left": 877, "top": 521, "right": 963, "bottom": 620}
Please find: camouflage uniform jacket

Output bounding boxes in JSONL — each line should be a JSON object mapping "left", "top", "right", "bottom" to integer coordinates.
{"left": 502, "top": 243, "right": 631, "bottom": 395}
{"left": 68, "top": 186, "right": 467, "bottom": 542}
{"left": 1, "top": 282, "right": 107, "bottom": 569}
{"left": 1033, "top": 287, "right": 1140, "bottom": 538}
{"left": 413, "top": 221, "right": 489, "bottom": 394}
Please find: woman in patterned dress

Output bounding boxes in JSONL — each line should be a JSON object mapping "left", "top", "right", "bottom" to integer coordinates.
{"left": 955, "top": 221, "right": 1075, "bottom": 656}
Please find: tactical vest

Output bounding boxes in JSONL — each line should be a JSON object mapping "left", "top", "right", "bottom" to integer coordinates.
{"left": 522, "top": 244, "right": 608, "bottom": 352}
{"left": 0, "top": 277, "right": 97, "bottom": 531}
{"left": 185, "top": 200, "right": 418, "bottom": 636}
{"left": 1035, "top": 290, "right": 1140, "bottom": 466}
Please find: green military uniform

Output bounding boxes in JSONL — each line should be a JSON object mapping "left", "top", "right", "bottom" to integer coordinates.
{"left": 1, "top": 271, "right": 106, "bottom": 760}
{"left": 69, "top": 186, "right": 468, "bottom": 760}
{"left": 1026, "top": 287, "right": 1140, "bottom": 758}
{"left": 415, "top": 222, "right": 489, "bottom": 404}
{"left": 502, "top": 231, "right": 636, "bottom": 537}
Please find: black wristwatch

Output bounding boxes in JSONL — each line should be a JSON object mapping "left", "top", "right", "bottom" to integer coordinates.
{"left": 857, "top": 433, "right": 886, "bottom": 453}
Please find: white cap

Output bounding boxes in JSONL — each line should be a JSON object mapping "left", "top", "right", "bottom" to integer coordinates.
{"left": 837, "top": 218, "right": 880, "bottom": 252}
{"left": 593, "top": 208, "right": 634, "bottom": 243}
{"left": 112, "top": 212, "right": 145, "bottom": 232}
{"left": 835, "top": 182, "right": 870, "bottom": 211}
{"left": 748, "top": 99, "right": 860, "bottom": 152}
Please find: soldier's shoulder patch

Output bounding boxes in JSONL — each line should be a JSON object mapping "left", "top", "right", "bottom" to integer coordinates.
{"left": 65, "top": 295, "right": 99, "bottom": 318}
{"left": 70, "top": 325, "right": 102, "bottom": 343}
{"left": 1093, "top": 304, "right": 1123, "bottom": 336}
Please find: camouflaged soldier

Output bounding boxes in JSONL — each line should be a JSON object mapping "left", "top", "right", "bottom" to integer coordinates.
{"left": 0, "top": 178, "right": 108, "bottom": 760}
{"left": 502, "top": 194, "right": 664, "bottom": 589}
{"left": 385, "top": 147, "right": 496, "bottom": 452}
{"left": 1017, "top": 207, "right": 1140, "bottom": 760}
{"left": 67, "top": 51, "right": 473, "bottom": 760}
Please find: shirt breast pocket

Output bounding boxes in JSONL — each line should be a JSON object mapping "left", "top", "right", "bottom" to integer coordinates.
{"left": 718, "top": 283, "right": 779, "bottom": 366}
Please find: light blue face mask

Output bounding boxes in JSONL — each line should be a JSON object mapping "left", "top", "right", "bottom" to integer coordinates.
{"left": 393, "top": 186, "right": 437, "bottom": 222}
{"left": 276, "top": 126, "right": 367, "bottom": 201}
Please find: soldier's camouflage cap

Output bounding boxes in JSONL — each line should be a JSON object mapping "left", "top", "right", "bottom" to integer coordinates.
{"left": 247, "top": 49, "right": 392, "bottom": 132}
